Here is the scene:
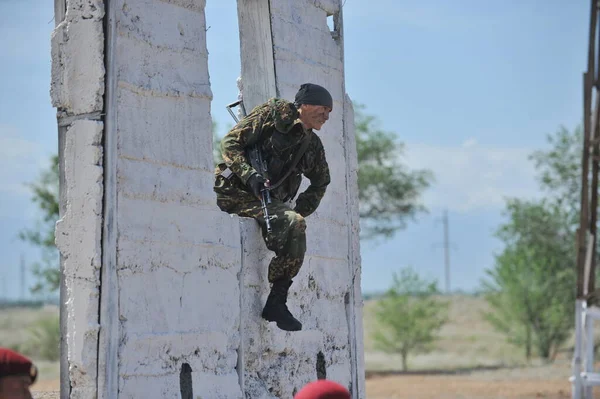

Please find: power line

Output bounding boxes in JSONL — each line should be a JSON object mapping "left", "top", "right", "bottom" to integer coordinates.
{"left": 433, "top": 209, "right": 456, "bottom": 294}
{"left": 20, "top": 253, "right": 26, "bottom": 300}
{"left": 443, "top": 210, "right": 450, "bottom": 294}
{"left": 1, "top": 272, "right": 6, "bottom": 301}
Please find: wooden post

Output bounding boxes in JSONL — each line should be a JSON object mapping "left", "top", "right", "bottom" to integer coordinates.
{"left": 588, "top": 1, "right": 600, "bottom": 295}
{"left": 589, "top": 94, "right": 600, "bottom": 295}
{"left": 578, "top": 70, "right": 592, "bottom": 299}
{"left": 578, "top": 0, "right": 598, "bottom": 299}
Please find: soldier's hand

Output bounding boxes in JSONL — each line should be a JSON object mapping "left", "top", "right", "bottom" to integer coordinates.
{"left": 247, "top": 173, "right": 268, "bottom": 198}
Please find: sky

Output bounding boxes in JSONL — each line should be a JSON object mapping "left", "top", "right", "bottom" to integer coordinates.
{"left": 0, "top": 0, "right": 590, "bottom": 299}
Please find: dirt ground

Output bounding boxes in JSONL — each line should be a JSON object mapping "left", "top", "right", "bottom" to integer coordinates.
{"left": 29, "top": 377, "right": 573, "bottom": 399}
{"left": 365, "top": 376, "right": 570, "bottom": 399}
{"left": 18, "top": 296, "right": 593, "bottom": 398}
{"left": 362, "top": 360, "right": 584, "bottom": 399}
{"left": 31, "top": 365, "right": 582, "bottom": 399}
{"left": 365, "top": 371, "right": 572, "bottom": 399}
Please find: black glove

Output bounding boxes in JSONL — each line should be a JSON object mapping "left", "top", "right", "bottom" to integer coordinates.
{"left": 247, "top": 173, "right": 268, "bottom": 198}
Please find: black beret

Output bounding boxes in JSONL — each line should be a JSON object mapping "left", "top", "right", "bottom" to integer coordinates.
{"left": 294, "top": 83, "right": 333, "bottom": 110}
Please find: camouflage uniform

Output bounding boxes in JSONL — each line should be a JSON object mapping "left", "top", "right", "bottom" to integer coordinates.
{"left": 214, "top": 98, "right": 331, "bottom": 283}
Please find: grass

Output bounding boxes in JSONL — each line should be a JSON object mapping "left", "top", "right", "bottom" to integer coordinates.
{"left": 0, "top": 294, "right": 582, "bottom": 385}
{"left": 8, "top": 294, "right": 580, "bottom": 399}
{"left": 21, "top": 315, "right": 61, "bottom": 361}
{"left": 0, "top": 305, "right": 60, "bottom": 381}
{"left": 362, "top": 294, "right": 569, "bottom": 372}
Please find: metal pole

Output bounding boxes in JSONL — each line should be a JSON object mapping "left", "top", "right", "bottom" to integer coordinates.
{"left": 573, "top": 299, "right": 584, "bottom": 399}
{"left": 20, "top": 254, "right": 25, "bottom": 300}
{"left": 443, "top": 210, "right": 450, "bottom": 294}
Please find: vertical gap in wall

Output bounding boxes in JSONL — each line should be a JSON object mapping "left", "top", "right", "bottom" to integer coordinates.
{"left": 57, "top": 126, "right": 70, "bottom": 399}
{"left": 337, "top": 3, "right": 360, "bottom": 397}
{"left": 205, "top": 2, "right": 242, "bottom": 158}
{"left": 98, "top": 0, "right": 119, "bottom": 397}
{"left": 236, "top": 232, "right": 246, "bottom": 393}
{"left": 316, "top": 351, "right": 327, "bottom": 380}
{"left": 344, "top": 288, "right": 357, "bottom": 397}
{"left": 327, "top": 12, "right": 340, "bottom": 41}
{"left": 326, "top": 14, "right": 334, "bottom": 31}
{"left": 54, "top": 4, "right": 68, "bottom": 399}
{"left": 204, "top": 1, "right": 244, "bottom": 393}
{"left": 179, "top": 363, "right": 193, "bottom": 399}
{"left": 327, "top": 13, "right": 335, "bottom": 37}
{"left": 267, "top": 0, "right": 280, "bottom": 98}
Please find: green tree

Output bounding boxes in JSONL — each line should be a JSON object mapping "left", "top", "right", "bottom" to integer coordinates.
{"left": 355, "top": 104, "right": 433, "bottom": 241}
{"left": 19, "top": 155, "right": 60, "bottom": 297}
{"left": 483, "top": 243, "right": 537, "bottom": 361}
{"left": 481, "top": 125, "right": 585, "bottom": 362}
{"left": 482, "top": 200, "right": 575, "bottom": 360}
{"left": 213, "top": 120, "right": 224, "bottom": 166}
{"left": 372, "top": 267, "right": 449, "bottom": 371}
{"left": 528, "top": 124, "right": 600, "bottom": 294}
{"left": 529, "top": 125, "right": 582, "bottom": 225}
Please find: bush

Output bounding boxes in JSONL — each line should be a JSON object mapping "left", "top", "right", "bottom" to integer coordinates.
{"left": 372, "top": 267, "right": 449, "bottom": 371}
{"left": 20, "top": 316, "right": 60, "bottom": 361}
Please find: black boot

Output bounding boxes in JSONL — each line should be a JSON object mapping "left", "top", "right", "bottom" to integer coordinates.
{"left": 261, "top": 279, "right": 302, "bottom": 331}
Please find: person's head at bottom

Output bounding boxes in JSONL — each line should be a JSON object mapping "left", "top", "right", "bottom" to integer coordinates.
{"left": 0, "top": 347, "right": 37, "bottom": 399}
{"left": 294, "top": 379, "right": 351, "bottom": 399}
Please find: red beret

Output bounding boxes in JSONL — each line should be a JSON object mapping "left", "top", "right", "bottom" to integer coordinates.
{"left": 0, "top": 348, "right": 37, "bottom": 384}
{"left": 294, "top": 380, "right": 351, "bottom": 399}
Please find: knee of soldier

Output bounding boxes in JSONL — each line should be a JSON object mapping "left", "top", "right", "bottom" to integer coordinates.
{"left": 289, "top": 211, "right": 306, "bottom": 234}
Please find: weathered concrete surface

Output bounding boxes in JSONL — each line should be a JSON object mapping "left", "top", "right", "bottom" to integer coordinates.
{"left": 54, "top": 121, "right": 104, "bottom": 399}
{"left": 237, "top": 1, "right": 365, "bottom": 398}
{"left": 106, "top": 0, "right": 242, "bottom": 398}
{"left": 51, "top": 0, "right": 105, "bottom": 116}
{"left": 52, "top": 0, "right": 106, "bottom": 397}
{"left": 54, "top": 0, "right": 363, "bottom": 397}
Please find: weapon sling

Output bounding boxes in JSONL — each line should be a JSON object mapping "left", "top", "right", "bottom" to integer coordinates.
{"left": 268, "top": 133, "right": 311, "bottom": 190}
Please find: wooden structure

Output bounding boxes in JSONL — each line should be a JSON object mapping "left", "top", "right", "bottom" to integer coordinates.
{"left": 572, "top": 1, "right": 600, "bottom": 398}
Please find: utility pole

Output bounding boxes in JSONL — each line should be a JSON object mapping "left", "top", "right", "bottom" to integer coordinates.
{"left": 434, "top": 209, "right": 454, "bottom": 294}
{"left": 443, "top": 210, "right": 450, "bottom": 294}
{"left": 1, "top": 272, "right": 5, "bottom": 301}
{"left": 20, "top": 253, "right": 25, "bottom": 300}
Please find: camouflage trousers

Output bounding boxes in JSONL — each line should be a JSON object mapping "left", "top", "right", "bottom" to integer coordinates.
{"left": 216, "top": 195, "right": 307, "bottom": 283}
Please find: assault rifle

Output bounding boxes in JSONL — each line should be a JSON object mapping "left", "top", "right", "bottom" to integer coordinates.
{"left": 226, "top": 99, "right": 273, "bottom": 233}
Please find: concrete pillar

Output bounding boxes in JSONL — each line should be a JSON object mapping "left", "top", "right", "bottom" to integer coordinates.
{"left": 52, "top": 0, "right": 363, "bottom": 397}
{"left": 236, "top": 1, "right": 365, "bottom": 397}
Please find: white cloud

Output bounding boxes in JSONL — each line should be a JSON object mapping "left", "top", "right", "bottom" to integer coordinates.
{"left": 462, "top": 137, "right": 477, "bottom": 148}
{"left": 403, "top": 140, "right": 541, "bottom": 213}
{"left": 0, "top": 126, "right": 43, "bottom": 158}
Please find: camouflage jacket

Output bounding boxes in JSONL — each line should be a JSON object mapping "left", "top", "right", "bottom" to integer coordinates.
{"left": 214, "top": 98, "right": 331, "bottom": 217}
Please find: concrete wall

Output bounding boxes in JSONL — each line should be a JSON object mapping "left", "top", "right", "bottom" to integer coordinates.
{"left": 53, "top": 0, "right": 363, "bottom": 397}
{"left": 52, "top": 0, "right": 105, "bottom": 397}
{"left": 237, "top": 1, "right": 364, "bottom": 398}
{"left": 101, "top": 0, "right": 243, "bottom": 397}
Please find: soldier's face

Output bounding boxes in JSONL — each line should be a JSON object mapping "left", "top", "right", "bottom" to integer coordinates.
{"left": 299, "top": 104, "right": 331, "bottom": 131}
